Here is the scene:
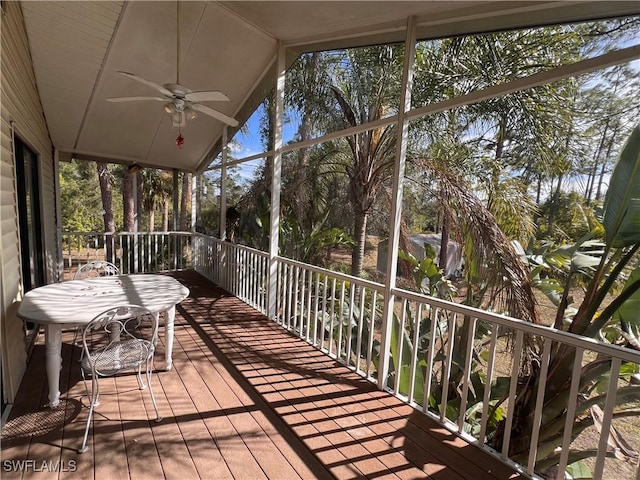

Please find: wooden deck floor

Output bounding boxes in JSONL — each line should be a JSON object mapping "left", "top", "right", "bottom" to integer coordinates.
{"left": 2, "top": 270, "right": 524, "bottom": 480}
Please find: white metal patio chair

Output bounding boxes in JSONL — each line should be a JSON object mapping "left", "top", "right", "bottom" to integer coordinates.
{"left": 78, "top": 305, "right": 162, "bottom": 454}
{"left": 74, "top": 261, "right": 120, "bottom": 279}
{"left": 71, "top": 261, "right": 121, "bottom": 347}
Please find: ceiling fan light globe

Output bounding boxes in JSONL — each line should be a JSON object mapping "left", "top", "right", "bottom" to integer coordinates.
{"left": 164, "top": 103, "right": 176, "bottom": 114}
{"left": 185, "top": 106, "right": 197, "bottom": 121}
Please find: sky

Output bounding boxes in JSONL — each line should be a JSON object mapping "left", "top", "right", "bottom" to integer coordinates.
{"left": 216, "top": 103, "right": 300, "bottom": 185}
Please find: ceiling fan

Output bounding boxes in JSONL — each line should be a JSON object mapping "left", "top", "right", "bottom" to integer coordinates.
{"left": 106, "top": 1, "right": 238, "bottom": 134}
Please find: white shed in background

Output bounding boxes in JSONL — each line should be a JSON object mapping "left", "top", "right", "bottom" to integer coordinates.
{"left": 377, "top": 233, "right": 464, "bottom": 278}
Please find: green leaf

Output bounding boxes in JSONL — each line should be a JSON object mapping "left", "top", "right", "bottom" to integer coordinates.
{"left": 570, "top": 252, "right": 601, "bottom": 273}
{"left": 566, "top": 460, "right": 593, "bottom": 479}
{"left": 613, "top": 267, "right": 640, "bottom": 326}
{"left": 603, "top": 124, "right": 640, "bottom": 248}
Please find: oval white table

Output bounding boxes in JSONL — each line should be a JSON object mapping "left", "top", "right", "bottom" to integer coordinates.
{"left": 17, "top": 274, "right": 190, "bottom": 408}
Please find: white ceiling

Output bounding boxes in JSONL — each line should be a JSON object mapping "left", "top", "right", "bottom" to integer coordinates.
{"left": 20, "top": 1, "right": 640, "bottom": 173}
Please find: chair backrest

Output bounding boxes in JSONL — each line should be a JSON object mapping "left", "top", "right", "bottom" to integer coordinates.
{"left": 81, "top": 305, "right": 158, "bottom": 377}
{"left": 75, "top": 261, "right": 120, "bottom": 279}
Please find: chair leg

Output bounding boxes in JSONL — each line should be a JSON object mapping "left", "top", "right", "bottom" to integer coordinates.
{"left": 81, "top": 370, "right": 99, "bottom": 407}
{"left": 78, "top": 376, "right": 99, "bottom": 454}
{"left": 146, "top": 360, "right": 162, "bottom": 422}
{"left": 136, "top": 365, "right": 147, "bottom": 390}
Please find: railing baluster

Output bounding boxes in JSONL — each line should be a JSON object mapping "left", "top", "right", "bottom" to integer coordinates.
{"left": 313, "top": 273, "right": 320, "bottom": 347}
{"left": 394, "top": 298, "right": 408, "bottom": 395}
{"left": 458, "top": 316, "right": 477, "bottom": 431}
{"left": 594, "top": 357, "right": 621, "bottom": 479}
{"left": 286, "top": 264, "right": 294, "bottom": 331}
{"left": 408, "top": 302, "right": 421, "bottom": 405}
{"left": 527, "top": 337, "right": 552, "bottom": 475}
{"left": 321, "top": 275, "right": 329, "bottom": 352}
{"left": 275, "top": 261, "right": 283, "bottom": 324}
{"left": 439, "top": 311, "right": 457, "bottom": 423}
{"left": 346, "top": 282, "right": 355, "bottom": 366}
{"left": 337, "top": 280, "right": 346, "bottom": 360}
{"left": 366, "top": 290, "right": 378, "bottom": 379}
{"left": 502, "top": 330, "right": 524, "bottom": 459}
{"left": 297, "top": 265, "right": 303, "bottom": 333}
{"left": 329, "top": 277, "right": 336, "bottom": 357}
{"left": 479, "top": 325, "right": 499, "bottom": 444}
{"left": 424, "top": 306, "right": 438, "bottom": 413}
{"left": 355, "top": 286, "right": 366, "bottom": 375}
{"left": 306, "top": 269, "right": 313, "bottom": 343}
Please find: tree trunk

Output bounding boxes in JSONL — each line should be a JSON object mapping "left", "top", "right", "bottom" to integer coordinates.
{"left": 136, "top": 172, "right": 144, "bottom": 231}
{"left": 586, "top": 118, "right": 610, "bottom": 205}
{"left": 179, "top": 172, "right": 192, "bottom": 231}
{"left": 547, "top": 173, "right": 563, "bottom": 231}
{"left": 97, "top": 162, "right": 115, "bottom": 260}
{"left": 122, "top": 171, "right": 135, "bottom": 231}
{"left": 439, "top": 211, "right": 450, "bottom": 277}
{"left": 162, "top": 198, "right": 169, "bottom": 232}
{"left": 596, "top": 135, "right": 615, "bottom": 201}
{"left": 148, "top": 208, "right": 155, "bottom": 232}
{"left": 351, "top": 209, "right": 367, "bottom": 277}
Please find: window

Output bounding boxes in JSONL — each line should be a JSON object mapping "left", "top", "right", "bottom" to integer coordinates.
{"left": 15, "top": 137, "right": 44, "bottom": 292}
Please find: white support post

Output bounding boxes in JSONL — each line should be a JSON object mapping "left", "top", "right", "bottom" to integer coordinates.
{"left": 133, "top": 170, "right": 139, "bottom": 273}
{"left": 220, "top": 127, "right": 228, "bottom": 241}
{"left": 54, "top": 148, "right": 63, "bottom": 282}
{"left": 267, "top": 43, "right": 286, "bottom": 321}
{"left": 191, "top": 172, "right": 197, "bottom": 233}
{"left": 172, "top": 169, "right": 179, "bottom": 231}
{"left": 133, "top": 170, "right": 139, "bottom": 233}
{"left": 378, "top": 16, "right": 416, "bottom": 390}
{"left": 219, "top": 127, "right": 228, "bottom": 284}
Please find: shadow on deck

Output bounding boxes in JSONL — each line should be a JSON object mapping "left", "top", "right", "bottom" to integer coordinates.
{"left": 1, "top": 270, "right": 524, "bottom": 479}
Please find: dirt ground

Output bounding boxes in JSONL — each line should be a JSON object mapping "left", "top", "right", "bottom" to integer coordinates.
{"left": 327, "top": 235, "right": 639, "bottom": 479}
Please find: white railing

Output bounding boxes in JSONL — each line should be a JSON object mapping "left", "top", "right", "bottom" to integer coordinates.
{"left": 62, "top": 233, "right": 640, "bottom": 478}
{"left": 191, "top": 236, "right": 640, "bottom": 480}
{"left": 388, "top": 288, "right": 640, "bottom": 479}
{"left": 193, "top": 234, "right": 268, "bottom": 314}
{"left": 276, "top": 257, "right": 385, "bottom": 382}
{"left": 61, "top": 231, "right": 193, "bottom": 278}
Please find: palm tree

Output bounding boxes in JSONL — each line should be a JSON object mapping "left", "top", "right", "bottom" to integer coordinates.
{"left": 323, "top": 46, "right": 403, "bottom": 277}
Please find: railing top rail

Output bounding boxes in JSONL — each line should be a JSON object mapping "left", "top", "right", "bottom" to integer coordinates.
{"left": 393, "top": 286, "right": 640, "bottom": 363}
{"left": 278, "top": 256, "right": 386, "bottom": 293}
{"left": 197, "top": 236, "right": 270, "bottom": 258}
{"left": 62, "top": 231, "right": 194, "bottom": 236}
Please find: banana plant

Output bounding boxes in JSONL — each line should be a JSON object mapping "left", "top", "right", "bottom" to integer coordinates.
{"left": 491, "top": 124, "right": 640, "bottom": 474}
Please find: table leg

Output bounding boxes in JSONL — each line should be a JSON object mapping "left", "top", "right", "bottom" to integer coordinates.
{"left": 45, "top": 324, "right": 63, "bottom": 408}
{"left": 163, "top": 306, "right": 176, "bottom": 371}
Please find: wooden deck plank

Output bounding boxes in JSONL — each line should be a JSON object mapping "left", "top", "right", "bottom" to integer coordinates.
{"left": 113, "top": 369, "right": 165, "bottom": 480}
{"left": 205, "top": 309, "right": 462, "bottom": 480}
{"left": 2, "top": 270, "right": 525, "bottom": 480}
{"left": 152, "top": 355, "right": 221, "bottom": 480}
{"left": 177, "top": 303, "right": 332, "bottom": 480}
{"left": 217, "top": 332, "right": 411, "bottom": 480}
{"left": 168, "top": 323, "right": 271, "bottom": 479}
{"left": 177, "top": 319, "right": 317, "bottom": 480}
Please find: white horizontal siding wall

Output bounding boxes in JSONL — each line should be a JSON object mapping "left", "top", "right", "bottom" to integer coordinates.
{"left": 1, "top": 0, "right": 57, "bottom": 403}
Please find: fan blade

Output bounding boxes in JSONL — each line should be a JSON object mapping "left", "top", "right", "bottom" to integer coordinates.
{"left": 191, "top": 103, "right": 238, "bottom": 127}
{"left": 116, "top": 71, "right": 173, "bottom": 97}
{"left": 107, "top": 96, "right": 166, "bottom": 103}
{"left": 185, "top": 90, "right": 229, "bottom": 103}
